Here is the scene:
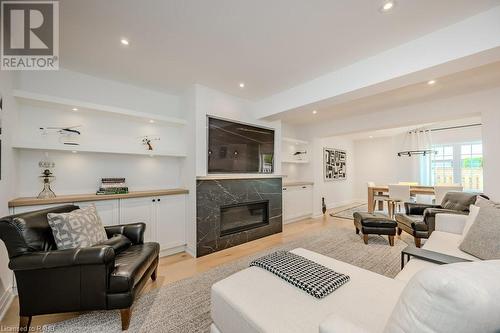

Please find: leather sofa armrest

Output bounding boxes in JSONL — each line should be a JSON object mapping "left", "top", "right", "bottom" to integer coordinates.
{"left": 9, "top": 245, "right": 115, "bottom": 271}
{"left": 105, "top": 223, "right": 145, "bottom": 244}
{"left": 404, "top": 202, "right": 441, "bottom": 215}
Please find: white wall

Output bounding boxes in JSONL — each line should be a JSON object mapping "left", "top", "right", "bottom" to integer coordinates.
{"left": 0, "top": 72, "right": 19, "bottom": 313}
{"left": 353, "top": 135, "right": 416, "bottom": 200}
{"left": 13, "top": 69, "right": 186, "bottom": 197}
{"left": 482, "top": 110, "right": 500, "bottom": 200}
{"left": 194, "top": 84, "right": 282, "bottom": 177}
{"left": 15, "top": 69, "right": 181, "bottom": 117}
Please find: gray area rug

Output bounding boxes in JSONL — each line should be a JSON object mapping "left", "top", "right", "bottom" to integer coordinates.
{"left": 330, "top": 204, "right": 389, "bottom": 220}
{"left": 43, "top": 225, "right": 412, "bottom": 333}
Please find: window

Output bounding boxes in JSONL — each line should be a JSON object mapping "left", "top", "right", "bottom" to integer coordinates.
{"left": 420, "top": 142, "right": 483, "bottom": 192}
{"left": 460, "top": 143, "right": 483, "bottom": 191}
{"left": 431, "top": 145, "right": 454, "bottom": 186}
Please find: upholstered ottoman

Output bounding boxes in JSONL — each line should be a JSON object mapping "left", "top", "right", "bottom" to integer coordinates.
{"left": 353, "top": 212, "right": 397, "bottom": 246}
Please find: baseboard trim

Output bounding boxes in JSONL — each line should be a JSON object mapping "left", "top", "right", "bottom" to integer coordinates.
{"left": 283, "top": 214, "right": 313, "bottom": 225}
{"left": 184, "top": 246, "right": 196, "bottom": 258}
{"left": 159, "top": 245, "right": 187, "bottom": 258}
{"left": 0, "top": 288, "right": 14, "bottom": 321}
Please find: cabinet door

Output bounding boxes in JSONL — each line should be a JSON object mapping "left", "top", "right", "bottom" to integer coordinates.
{"left": 120, "top": 197, "right": 156, "bottom": 242}
{"left": 298, "top": 186, "right": 313, "bottom": 216}
{"left": 156, "top": 195, "right": 186, "bottom": 249}
{"left": 78, "top": 200, "right": 119, "bottom": 226}
{"left": 283, "top": 186, "right": 301, "bottom": 223}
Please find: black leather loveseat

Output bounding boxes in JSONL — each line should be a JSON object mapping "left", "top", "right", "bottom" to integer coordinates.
{"left": 395, "top": 192, "right": 484, "bottom": 247}
{"left": 0, "top": 205, "right": 159, "bottom": 332}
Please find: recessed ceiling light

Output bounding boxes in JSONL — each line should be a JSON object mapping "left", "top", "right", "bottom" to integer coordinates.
{"left": 239, "top": 82, "right": 245, "bottom": 88}
{"left": 427, "top": 80, "right": 437, "bottom": 85}
{"left": 369, "top": 135, "right": 374, "bottom": 139}
{"left": 380, "top": 1, "right": 395, "bottom": 12}
{"left": 312, "top": 110, "right": 318, "bottom": 114}
{"left": 71, "top": 108, "right": 78, "bottom": 111}
{"left": 71, "top": 150, "right": 77, "bottom": 154}
{"left": 120, "top": 38, "right": 129, "bottom": 46}
{"left": 149, "top": 119, "right": 155, "bottom": 123}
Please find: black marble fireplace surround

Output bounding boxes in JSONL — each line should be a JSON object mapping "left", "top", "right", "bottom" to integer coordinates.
{"left": 196, "top": 177, "right": 282, "bottom": 257}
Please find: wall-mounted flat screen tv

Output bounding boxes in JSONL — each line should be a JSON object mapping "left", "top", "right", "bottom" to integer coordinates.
{"left": 208, "top": 117, "right": 274, "bottom": 174}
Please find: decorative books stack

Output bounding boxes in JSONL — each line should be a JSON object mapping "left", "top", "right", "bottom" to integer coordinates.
{"left": 96, "top": 178, "right": 129, "bottom": 195}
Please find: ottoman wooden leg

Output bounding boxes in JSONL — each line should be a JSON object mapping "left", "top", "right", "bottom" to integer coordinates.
{"left": 414, "top": 237, "right": 422, "bottom": 248}
{"left": 355, "top": 227, "right": 360, "bottom": 234}
{"left": 388, "top": 235, "right": 395, "bottom": 246}
{"left": 363, "top": 234, "right": 369, "bottom": 245}
{"left": 397, "top": 227, "right": 402, "bottom": 236}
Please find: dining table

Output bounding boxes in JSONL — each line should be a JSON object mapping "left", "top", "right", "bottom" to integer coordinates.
{"left": 367, "top": 185, "right": 435, "bottom": 213}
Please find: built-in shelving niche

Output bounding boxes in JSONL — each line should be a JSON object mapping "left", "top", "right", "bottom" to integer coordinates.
{"left": 13, "top": 90, "right": 187, "bottom": 157}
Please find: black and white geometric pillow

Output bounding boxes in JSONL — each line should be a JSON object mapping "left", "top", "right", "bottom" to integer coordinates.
{"left": 47, "top": 205, "right": 108, "bottom": 250}
{"left": 250, "top": 250, "right": 350, "bottom": 299}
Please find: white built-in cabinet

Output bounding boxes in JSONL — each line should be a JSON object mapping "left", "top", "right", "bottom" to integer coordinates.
{"left": 10, "top": 194, "right": 187, "bottom": 256}
{"left": 79, "top": 200, "right": 120, "bottom": 226}
{"left": 120, "top": 197, "right": 156, "bottom": 242}
{"left": 282, "top": 185, "right": 313, "bottom": 223}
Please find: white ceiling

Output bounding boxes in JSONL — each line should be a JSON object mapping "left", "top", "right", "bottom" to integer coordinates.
{"left": 59, "top": 0, "right": 500, "bottom": 99}
{"left": 276, "top": 61, "right": 500, "bottom": 125}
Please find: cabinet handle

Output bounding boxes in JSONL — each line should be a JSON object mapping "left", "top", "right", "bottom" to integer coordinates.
{"left": 282, "top": 188, "right": 287, "bottom": 190}
{"left": 302, "top": 186, "right": 307, "bottom": 189}
{"left": 158, "top": 198, "right": 161, "bottom": 202}
{"left": 152, "top": 199, "right": 156, "bottom": 202}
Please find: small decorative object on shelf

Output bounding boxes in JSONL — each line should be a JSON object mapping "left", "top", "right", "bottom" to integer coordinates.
{"left": 38, "top": 170, "right": 56, "bottom": 199}
{"left": 293, "top": 151, "right": 307, "bottom": 160}
{"left": 39, "top": 125, "right": 82, "bottom": 146}
{"left": 322, "top": 197, "right": 327, "bottom": 214}
{"left": 37, "top": 154, "right": 56, "bottom": 199}
{"left": 96, "top": 178, "right": 129, "bottom": 195}
{"left": 141, "top": 136, "right": 160, "bottom": 151}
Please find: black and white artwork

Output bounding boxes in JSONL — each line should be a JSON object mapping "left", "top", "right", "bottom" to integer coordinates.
{"left": 324, "top": 148, "right": 346, "bottom": 181}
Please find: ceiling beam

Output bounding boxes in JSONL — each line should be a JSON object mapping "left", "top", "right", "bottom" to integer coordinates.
{"left": 254, "top": 6, "right": 500, "bottom": 120}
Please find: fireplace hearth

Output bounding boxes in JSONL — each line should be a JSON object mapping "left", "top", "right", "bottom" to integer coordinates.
{"left": 196, "top": 177, "right": 282, "bottom": 257}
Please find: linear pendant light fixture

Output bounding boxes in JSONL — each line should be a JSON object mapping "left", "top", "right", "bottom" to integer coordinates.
{"left": 396, "top": 123, "right": 482, "bottom": 157}
{"left": 397, "top": 129, "right": 435, "bottom": 157}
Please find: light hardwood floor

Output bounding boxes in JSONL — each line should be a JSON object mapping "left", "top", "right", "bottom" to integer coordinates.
{"left": 0, "top": 203, "right": 361, "bottom": 331}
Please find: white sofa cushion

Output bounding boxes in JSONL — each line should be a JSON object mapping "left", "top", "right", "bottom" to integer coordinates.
{"left": 211, "top": 248, "right": 405, "bottom": 333}
{"left": 461, "top": 204, "right": 480, "bottom": 240}
{"left": 319, "top": 313, "right": 370, "bottom": 333}
{"left": 385, "top": 260, "right": 500, "bottom": 333}
{"left": 395, "top": 230, "right": 478, "bottom": 283}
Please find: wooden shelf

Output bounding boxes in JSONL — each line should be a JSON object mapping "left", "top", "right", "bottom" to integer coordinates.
{"left": 9, "top": 188, "right": 189, "bottom": 207}
{"left": 13, "top": 90, "right": 187, "bottom": 126}
{"left": 282, "top": 137, "right": 309, "bottom": 145}
{"left": 12, "top": 141, "right": 187, "bottom": 157}
{"left": 281, "top": 160, "right": 309, "bottom": 164}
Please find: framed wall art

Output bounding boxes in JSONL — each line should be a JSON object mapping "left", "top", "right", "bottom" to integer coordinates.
{"left": 324, "top": 148, "right": 346, "bottom": 181}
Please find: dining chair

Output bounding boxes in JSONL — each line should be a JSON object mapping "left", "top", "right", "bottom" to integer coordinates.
{"left": 398, "top": 182, "right": 419, "bottom": 186}
{"left": 367, "top": 182, "right": 388, "bottom": 212}
{"left": 434, "top": 185, "right": 463, "bottom": 205}
{"left": 387, "top": 184, "right": 411, "bottom": 218}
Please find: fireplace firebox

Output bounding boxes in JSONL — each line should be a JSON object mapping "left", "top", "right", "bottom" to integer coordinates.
{"left": 220, "top": 200, "right": 269, "bottom": 236}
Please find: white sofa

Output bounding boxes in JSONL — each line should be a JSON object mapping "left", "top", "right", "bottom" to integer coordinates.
{"left": 210, "top": 213, "right": 498, "bottom": 333}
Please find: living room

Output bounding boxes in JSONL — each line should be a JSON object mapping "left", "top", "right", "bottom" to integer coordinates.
{"left": 0, "top": 1, "right": 500, "bottom": 332}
